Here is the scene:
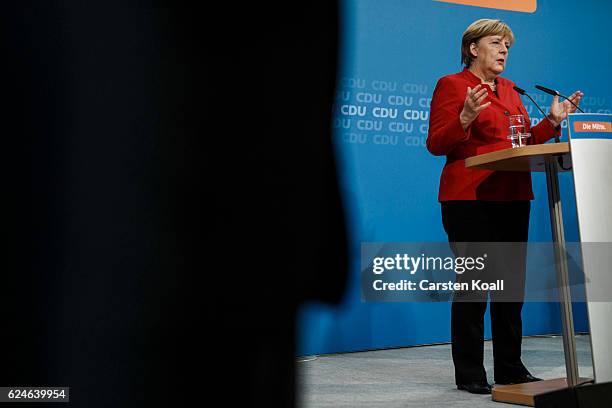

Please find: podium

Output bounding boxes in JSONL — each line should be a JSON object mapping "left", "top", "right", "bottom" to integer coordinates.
{"left": 465, "top": 113, "right": 612, "bottom": 406}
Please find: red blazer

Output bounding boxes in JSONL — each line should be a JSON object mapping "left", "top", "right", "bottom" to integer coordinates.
{"left": 427, "top": 68, "right": 559, "bottom": 201}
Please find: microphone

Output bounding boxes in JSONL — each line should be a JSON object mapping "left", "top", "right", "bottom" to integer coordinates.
{"left": 513, "top": 85, "right": 560, "bottom": 143}
{"left": 535, "top": 84, "right": 585, "bottom": 113}
{"left": 534, "top": 84, "right": 558, "bottom": 95}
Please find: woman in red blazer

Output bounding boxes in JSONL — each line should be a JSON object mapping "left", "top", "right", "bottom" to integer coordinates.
{"left": 427, "top": 19, "right": 582, "bottom": 394}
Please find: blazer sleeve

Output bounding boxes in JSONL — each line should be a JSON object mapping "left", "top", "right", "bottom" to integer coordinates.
{"left": 426, "top": 77, "right": 471, "bottom": 156}
{"left": 530, "top": 116, "right": 561, "bottom": 145}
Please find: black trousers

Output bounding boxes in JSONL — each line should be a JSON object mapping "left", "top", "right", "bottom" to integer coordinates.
{"left": 441, "top": 200, "right": 532, "bottom": 384}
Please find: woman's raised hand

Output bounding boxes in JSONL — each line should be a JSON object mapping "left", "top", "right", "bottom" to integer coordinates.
{"left": 460, "top": 85, "right": 491, "bottom": 130}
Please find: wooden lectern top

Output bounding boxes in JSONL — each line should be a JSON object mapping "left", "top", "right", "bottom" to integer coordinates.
{"left": 465, "top": 142, "right": 570, "bottom": 172}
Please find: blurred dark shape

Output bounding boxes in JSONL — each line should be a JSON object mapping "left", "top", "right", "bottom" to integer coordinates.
{"left": 3, "top": 1, "right": 347, "bottom": 406}
{"left": 534, "top": 381, "right": 612, "bottom": 408}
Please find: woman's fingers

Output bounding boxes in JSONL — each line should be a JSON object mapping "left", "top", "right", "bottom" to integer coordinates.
{"left": 466, "top": 85, "right": 483, "bottom": 99}
{"left": 572, "top": 90, "right": 583, "bottom": 98}
{"left": 475, "top": 101, "right": 491, "bottom": 112}
{"left": 473, "top": 88, "right": 487, "bottom": 100}
{"left": 474, "top": 90, "right": 488, "bottom": 105}
{"left": 464, "top": 87, "right": 472, "bottom": 106}
{"left": 465, "top": 87, "right": 487, "bottom": 107}
{"left": 565, "top": 91, "right": 583, "bottom": 113}
{"left": 569, "top": 91, "right": 583, "bottom": 104}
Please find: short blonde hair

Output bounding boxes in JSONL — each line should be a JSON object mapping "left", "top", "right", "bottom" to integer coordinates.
{"left": 461, "top": 19, "right": 515, "bottom": 68}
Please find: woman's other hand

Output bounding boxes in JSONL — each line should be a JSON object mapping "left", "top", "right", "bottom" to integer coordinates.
{"left": 547, "top": 90, "right": 584, "bottom": 127}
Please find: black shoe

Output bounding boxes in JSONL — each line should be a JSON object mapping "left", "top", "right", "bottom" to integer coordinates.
{"left": 457, "top": 382, "right": 492, "bottom": 394}
{"left": 495, "top": 374, "right": 543, "bottom": 385}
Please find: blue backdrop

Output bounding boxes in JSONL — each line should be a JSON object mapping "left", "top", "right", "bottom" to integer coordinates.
{"left": 298, "top": 0, "right": 611, "bottom": 356}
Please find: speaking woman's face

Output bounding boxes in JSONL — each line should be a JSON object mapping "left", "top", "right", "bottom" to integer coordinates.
{"left": 470, "top": 35, "right": 511, "bottom": 77}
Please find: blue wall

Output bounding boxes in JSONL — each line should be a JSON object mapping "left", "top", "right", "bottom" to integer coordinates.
{"left": 298, "top": 0, "right": 610, "bottom": 355}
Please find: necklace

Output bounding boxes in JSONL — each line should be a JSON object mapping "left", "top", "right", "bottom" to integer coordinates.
{"left": 483, "top": 80, "right": 496, "bottom": 92}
